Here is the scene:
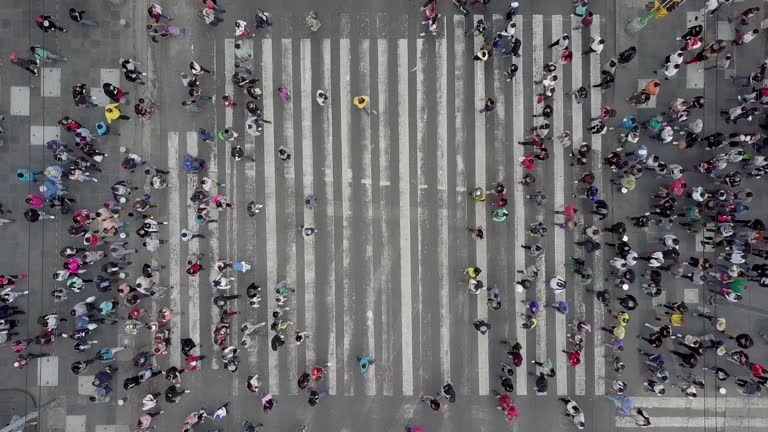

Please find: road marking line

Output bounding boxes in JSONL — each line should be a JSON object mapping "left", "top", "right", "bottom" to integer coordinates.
{"left": 376, "top": 38, "right": 394, "bottom": 396}
{"left": 262, "top": 37, "right": 279, "bottom": 391}
{"left": 398, "top": 38, "right": 414, "bottom": 396}
{"left": 631, "top": 396, "right": 768, "bottom": 408}
{"left": 185, "top": 132, "right": 201, "bottom": 362}
{"left": 300, "top": 38, "right": 317, "bottom": 372}
{"left": 616, "top": 416, "right": 768, "bottom": 428}
{"left": 570, "top": 15, "right": 586, "bottom": 396}
{"left": 40, "top": 67, "right": 60, "bottom": 97}
{"left": 167, "top": 132, "right": 182, "bottom": 362}
{"left": 239, "top": 39, "right": 260, "bottom": 370}
{"left": 281, "top": 38, "right": 300, "bottom": 396}
{"left": 473, "top": 14, "right": 489, "bottom": 396}
{"left": 551, "top": 14, "right": 568, "bottom": 396}
{"left": 590, "top": 16, "right": 606, "bottom": 396}
{"left": 532, "top": 14, "right": 547, "bottom": 395}
{"left": 340, "top": 37, "right": 355, "bottom": 396}
{"left": 436, "top": 35, "right": 451, "bottom": 384}
{"left": 508, "top": 13, "right": 527, "bottom": 396}
{"left": 320, "top": 38, "right": 337, "bottom": 395}
{"left": 416, "top": 38, "right": 427, "bottom": 395}
{"left": 10, "top": 86, "right": 30, "bottom": 116}
{"left": 358, "top": 38, "right": 377, "bottom": 396}
{"left": 452, "top": 15, "right": 473, "bottom": 395}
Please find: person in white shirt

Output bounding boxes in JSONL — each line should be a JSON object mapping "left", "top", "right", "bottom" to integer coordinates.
{"left": 666, "top": 50, "right": 684, "bottom": 65}
{"left": 549, "top": 33, "right": 569, "bottom": 50}
{"left": 583, "top": 37, "right": 604, "bottom": 55}
{"left": 500, "top": 20, "right": 516, "bottom": 38}
{"left": 734, "top": 28, "right": 759, "bottom": 45}
{"left": 656, "top": 63, "right": 680, "bottom": 80}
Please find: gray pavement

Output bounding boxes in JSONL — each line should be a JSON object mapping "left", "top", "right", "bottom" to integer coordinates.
{"left": 2, "top": 0, "right": 768, "bottom": 431}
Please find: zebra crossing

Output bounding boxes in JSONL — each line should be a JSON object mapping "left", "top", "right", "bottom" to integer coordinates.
{"left": 162, "top": 14, "right": 612, "bottom": 397}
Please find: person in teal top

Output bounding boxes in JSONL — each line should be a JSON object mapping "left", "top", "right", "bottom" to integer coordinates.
{"left": 16, "top": 169, "right": 42, "bottom": 183}
{"left": 575, "top": 1, "right": 588, "bottom": 18}
{"left": 30, "top": 45, "right": 66, "bottom": 63}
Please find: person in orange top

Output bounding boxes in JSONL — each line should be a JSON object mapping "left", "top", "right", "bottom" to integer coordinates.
{"left": 643, "top": 79, "right": 661, "bottom": 96}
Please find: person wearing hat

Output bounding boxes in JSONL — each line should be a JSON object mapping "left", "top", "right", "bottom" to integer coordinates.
{"left": 9, "top": 52, "right": 39, "bottom": 76}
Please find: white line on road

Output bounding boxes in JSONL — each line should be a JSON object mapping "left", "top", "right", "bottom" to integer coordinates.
{"left": 168, "top": 132, "right": 182, "bottom": 363}
{"left": 570, "top": 16, "right": 586, "bottom": 396}
{"left": 473, "top": 16, "right": 489, "bottom": 396}
{"left": 281, "top": 38, "right": 299, "bottom": 396}
{"left": 616, "top": 416, "right": 768, "bottom": 428}
{"left": 511, "top": 13, "right": 527, "bottom": 396}
{"left": 631, "top": 397, "right": 768, "bottom": 409}
{"left": 241, "top": 38, "right": 260, "bottom": 369}
{"left": 436, "top": 36, "right": 451, "bottom": 383}
{"left": 320, "top": 39, "right": 339, "bottom": 395}
{"left": 416, "top": 38, "right": 427, "bottom": 395}
{"left": 452, "top": 14, "right": 472, "bottom": 395}
{"left": 300, "top": 38, "right": 317, "bottom": 371}
{"left": 377, "top": 38, "right": 394, "bottom": 396}
{"left": 185, "top": 132, "right": 201, "bottom": 362}
{"left": 590, "top": 17, "right": 606, "bottom": 396}
{"left": 359, "top": 39, "right": 377, "bottom": 396}
{"left": 398, "top": 38, "right": 414, "bottom": 396}
{"left": 262, "top": 38, "right": 279, "bottom": 391}
{"left": 320, "top": 38, "right": 337, "bottom": 395}
{"left": 340, "top": 38, "right": 354, "bottom": 396}
{"left": 551, "top": 14, "right": 568, "bottom": 396}
{"left": 532, "top": 14, "right": 547, "bottom": 395}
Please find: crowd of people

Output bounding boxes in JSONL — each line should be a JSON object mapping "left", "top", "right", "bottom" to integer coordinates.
{"left": 3, "top": 0, "right": 768, "bottom": 430}
{"left": 446, "top": 0, "right": 768, "bottom": 428}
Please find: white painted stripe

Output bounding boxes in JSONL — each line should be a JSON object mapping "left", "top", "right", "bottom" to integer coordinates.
{"left": 398, "top": 38, "right": 414, "bottom": 396}
{"left": 320, "top": 38, "right": 337, "bottom": 396}
{"left": 340, "top": 38, "right": 354, "bottom": 395}
{"left": 223, "top": 39, "right": 238, "bottom": 390}
{"left": 695, "top": 230, "right": 703, "bottom": 252}
{"left": 473, "top": 15, "right": 489, "bottom": 396}
{"left": 590, "top": 17, "right": 605, "bottom": 396}
{"left": 281, "top": 38, "right": 299, "bottom": 396}
{"left": 551, "top": 14, "right": 568, "bottom": 396}
{"left": 570, "top": 15, "right": 586, "bottom": 396}
{"left": 531, "top": 14, "right": 547, "bottom": 394}
{"left": 100, "top": 68, "right": 120, "bottom": 86}
{"left": 10, "top": 86, "right": 30, "bottom": 116}
{"left": 377, "top": 38, "right": 394, "bottom": 396}
{"left": 239, "top": 39, "right": 259, "bottom": 369}
{"left": 359, "top": 39, "right": 377, "bottom": 396}
{"left": 167, "top": 132, "right": 182, "bottom": 363}
{"left": 631, "top": 397, "right": 768, "bottom": 409}
{"left": 416, "top": 38, "right": 427, "bottom": 395}
{"left": 262, "top": 38, "right": 279, "bottom": 391}
{"left": 511, "top": 13, "right": 527, "bottom": 396}
{"left": 453, "top": 14, "right": 472, "bottom": 395}
{"left": 686, "top": 64, "right": 704, "bottom": 89}
{"left": 300, "top": 38, "right": 317, "bottom": 372}
{"left": 436, "top": 36, "right": 450, "bottom": 382}
{"left": 616, "top": 416, "right": 768, "bottom": 428}
{"left": 40, "top": 67, "right": 61, "bottom": 97}
{"left": 491, "top": 15, "right": 506, "bottom": 183}
{"left": 225, "top": 114, "right": 239, "bottom": 394}
{"left": 185, "top": 132, "right": 201, "bottom": 361}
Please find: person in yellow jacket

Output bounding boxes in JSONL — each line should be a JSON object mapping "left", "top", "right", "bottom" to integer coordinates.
{"left": 105, "top": 103, "right": 130, "bottom": 124}
{"left": 353, "top": 96, "right": 370, "bottom": 115}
